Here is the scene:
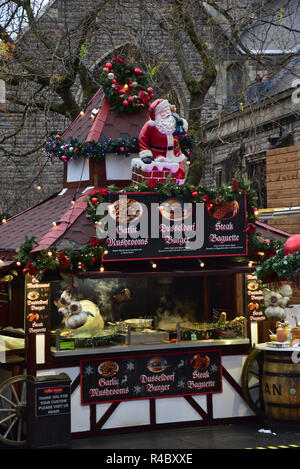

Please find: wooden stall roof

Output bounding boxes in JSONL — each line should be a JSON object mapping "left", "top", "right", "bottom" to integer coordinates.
{"left": 62, "top": 88, "right": 148, "bottom": 144}
{"left": 0, "top": 187, "right": 94, "bottom": 257}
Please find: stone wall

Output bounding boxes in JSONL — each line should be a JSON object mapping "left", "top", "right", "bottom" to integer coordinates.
{"left": 0, "top": 0, "right": 243, "bottom": 217}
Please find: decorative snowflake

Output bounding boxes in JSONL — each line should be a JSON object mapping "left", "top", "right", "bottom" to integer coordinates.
{"left": 126, "top": 361, "right": 135, "bottom": 371}
{"left": 134, "top": 384, "right": 142, "bottom": 394}
{"left": 177, "top": 379, "right": 185, "bottom": 389}
{"left": 84, "top": 365, "right": 94, "bottom": 376}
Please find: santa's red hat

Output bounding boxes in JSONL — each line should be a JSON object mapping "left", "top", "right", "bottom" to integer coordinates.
{"left": 149, "top": 99, "right": 169, "bottom": 121}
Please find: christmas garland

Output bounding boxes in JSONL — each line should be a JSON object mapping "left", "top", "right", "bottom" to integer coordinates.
{"left": 16, "top": 177, "right": 273, "bottom": 277}
{"left": 45, "top": 133, "right": 196, "bottom": 162}
{"left": 16, "top": 235, "right": 104, "bottom": 279}
{"left": 45, "top": 135, "right": 139, "bottom": 162}
{"left": 99, "top": 56, "right": 154, "bottom": 113}
{"left": 255, "top": 247, "right": 300, "bottom": 283}
{"left": 85, "top": 176, "right": 258, "bottom": 225}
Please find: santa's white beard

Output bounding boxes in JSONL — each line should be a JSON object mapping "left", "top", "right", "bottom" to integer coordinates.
{"left": 155, "top": 115, "right": 176, "bottom": 135}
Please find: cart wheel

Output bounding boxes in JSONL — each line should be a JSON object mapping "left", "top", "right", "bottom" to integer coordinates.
{"left": 242, "top": 349, "right": 265, "bottom": 417}
{"left": 0, "top": 375, "right": 27, "bottom": 447}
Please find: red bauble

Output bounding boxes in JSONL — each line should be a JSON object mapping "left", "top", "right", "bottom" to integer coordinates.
{"left": 91, "top": 197, "right": 98, "bottom": 205}
{"left": 128, "top": 96, "right": 134, "bottom": 103}
{"left": 147, "top": 87, "right": 153, "bottom": 93}
{"left": 122, "top": 100, "right": 128, "bottom": 106}
{"left": 55, "top": 134, "right": 60, "bottom": 139}
{"left": 105, "top": 62, "right": 112, "bottom": 69}
{"left": 283, "top": 235, "right": 300, "bottom": 255}
{"left": 103, "top": 67, "right": 109, "bottom": 73}
{"left": 134, "top": 68, "right": 142, "bottom": 75}
{"left": 192, "top": 191, "right": 198, "bottom": 198}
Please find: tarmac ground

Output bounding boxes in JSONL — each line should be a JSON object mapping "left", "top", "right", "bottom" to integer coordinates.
{"left": 68, "top": 419, "right": 300, "bottom": 450}
{"left": 1, "top": 418, "right": 300, "bottom": 455}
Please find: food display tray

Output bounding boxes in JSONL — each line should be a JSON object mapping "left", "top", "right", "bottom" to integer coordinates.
{"left": 266, "top": 341, "right": 290, "bottom": 348}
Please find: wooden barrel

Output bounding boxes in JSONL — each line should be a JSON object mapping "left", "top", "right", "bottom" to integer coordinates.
{"left": 262, "top": 350, "right": 300, "bottom": 420}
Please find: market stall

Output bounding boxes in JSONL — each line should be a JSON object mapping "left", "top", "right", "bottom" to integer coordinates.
{"left": 0, "top": 58, "right": 288, "bottom": 445}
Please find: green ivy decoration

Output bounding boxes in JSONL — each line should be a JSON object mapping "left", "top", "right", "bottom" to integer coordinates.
{"left": 99, "top": 56, "right": 154, "bottom": 113}
{"left": 255, "top": 247, "right": 300, "bottom": 283}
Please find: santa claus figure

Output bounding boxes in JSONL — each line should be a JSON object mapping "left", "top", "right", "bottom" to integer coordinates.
{"left": 138, "top": 99, "right": 188, "bottom": 165}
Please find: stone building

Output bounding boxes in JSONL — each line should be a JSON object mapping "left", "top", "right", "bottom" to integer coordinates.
{"left": 0, "top": 0, "right": 299, "bottom": 217}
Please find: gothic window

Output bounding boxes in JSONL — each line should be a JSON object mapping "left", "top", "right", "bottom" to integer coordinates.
{"left": 226, "top": 63, "right": 244, "bottom": 107}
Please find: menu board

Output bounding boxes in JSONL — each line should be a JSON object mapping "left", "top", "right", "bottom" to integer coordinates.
{"left": 80, "top": 349, "right": 222, "bottom": 405}
{"left": 25, "top": 275, "right": 50, "bottom": 334}
{"left": 245, "top": 273, "right": 265, "bottom": 322}
{"left": 99, "top": 192, "right": 247, "bottom": 261}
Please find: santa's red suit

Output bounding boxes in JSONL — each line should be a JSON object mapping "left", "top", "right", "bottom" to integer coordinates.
{"left": 138, "top": 99, "right": 188, "bottom": 164}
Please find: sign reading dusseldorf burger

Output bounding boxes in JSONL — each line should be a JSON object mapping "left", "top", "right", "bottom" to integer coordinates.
{"left": 96, "top": 192, "right": 247, "bottom": 261}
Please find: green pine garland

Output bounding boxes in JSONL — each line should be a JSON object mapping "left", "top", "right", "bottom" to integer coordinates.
{"left": 45, "top": 135, "right": 139, "bottom": 162}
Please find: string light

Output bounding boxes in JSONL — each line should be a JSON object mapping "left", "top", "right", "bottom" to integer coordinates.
{"left": 103, "top": 250, "right": 108, "bottom": 255}
{"left": 91, "top": 108, "right": 99, "bottom": 119}
{"left": 47, "top": 250, "right": 53, "bottom": 257}
{"left": 99, "top": 264, "right": 105, "bottom": 272}
{"left": 248, "top": 261, "right": 253, "bottom": 267}
{"left": 197, "top": 258, "right": 205, "bottom": 268}
{"left": 150, "top": 261, "right": 157, "bottom": 269}
{"left": 1, "top": 218, "right": 7, "bottom": 224}
{"left": 16, "top": 261, "right": 21, "bottom": 266}
{"left": 0, "top": 256, "right": 5, "bottom": 264}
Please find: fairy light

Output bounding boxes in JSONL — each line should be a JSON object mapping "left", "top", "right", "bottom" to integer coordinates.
{"left": 248, "top": 261, "right": 253, "bottom": 267}
{"left": 150, "top": 261, "right": 157, "bottom": 269}
{"left": 197, "top": 258, "right": 205, "bottom": 268}
{"left": 0, "top": 257, "right": 4, "bottom": 264}
{"left": 100, "top": 264, "right": 105, "bottom": 272}
{"left": 47, "top": 250, "right": 53, "bottom": 257}
{"left": 36, "top": 184, "right": 42, "bottom": 191}
{"left": 1, "top": 218, "right": 7, "bottom": 224}
{"left": 16, "top": 261, "right": 21, "bottom": 266}
{"left": 91, "top": 108, "right": 99, "bottom": 119}
{"left": 103, "top": 250, "right": 108, "bottom": 255}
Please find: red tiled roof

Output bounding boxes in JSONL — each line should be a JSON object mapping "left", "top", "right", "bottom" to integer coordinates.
{"left": 0, "top": 188, "right": 90, "bottom": 253}
{"left": 62, "top": 88, "right": 148, "bottom": 144}
{"left": 255, "top": 221, "right": 290, "bottom": 240}
{"left": 31, "top": 188, "right": 93, "bottom": 252}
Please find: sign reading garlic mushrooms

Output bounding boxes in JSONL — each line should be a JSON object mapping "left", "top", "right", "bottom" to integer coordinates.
{"left": 263, "top": 284, "right": 293, "bottom": 320}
